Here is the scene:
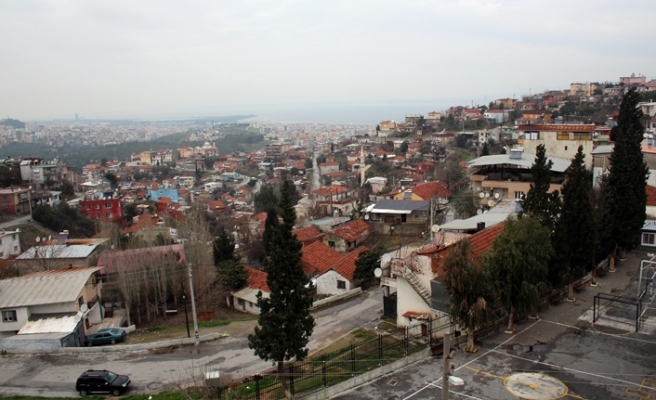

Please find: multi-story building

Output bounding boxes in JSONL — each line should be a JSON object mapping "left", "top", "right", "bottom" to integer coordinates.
{"left": 517, "top": 124, "right": 595, "bottom": 168}
{"left": 0, "top": 229, "right": 21, "bottom": 259}
{"left": 79, "top": 193, "right": 122, "bottom": 223}
{"left": 620, "top": 74, "right": 646, "bottom": 86}
{"left": 0, "top": 187, "right": 31, "bottom": 215}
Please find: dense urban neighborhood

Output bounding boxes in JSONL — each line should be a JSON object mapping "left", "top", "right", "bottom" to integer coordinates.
{"left": 0, "top": 75, "right": 655, "bottom": 399}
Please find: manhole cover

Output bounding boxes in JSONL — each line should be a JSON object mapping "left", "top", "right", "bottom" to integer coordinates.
{"left": 387, "top": 379, "right": 398, "bottom": 387}
{"left": 147, "top": 382, "right": 162, "bottom": 390}
{"left": 504, "top": 372, "right": 567, "bottom": 399}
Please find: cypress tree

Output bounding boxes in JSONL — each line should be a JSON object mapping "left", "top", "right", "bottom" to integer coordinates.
{"left": 556, "top": 146, "right": 596, "bottom": 297}
{"left": 606, "top": 87, "right": 649, "bottom": 255}
{"left": 262, "top": 208, "right": 279, "bottom": 254}
{"left": 213, "top": 228, "right": 237, "bottom": 266}
{"left": 521, "top": 144, "right": 561, "bottom": 232}
{"left": 248, "top": 180, "right": 315, "bottom": 399}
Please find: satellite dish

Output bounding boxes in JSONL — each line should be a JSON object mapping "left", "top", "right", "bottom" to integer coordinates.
{"left": 479, "top": 192, "right": 485, "bottom": 198}
{"left": 35, "top": 237, "right": 40, "bottom": 243}
{"left": 476, "top": 209, "right": 482, "bottom": 215}
{"left": 381, "top": 253, "right": 391, "bottom": 267}
{"left": 494, "top": 192, "right": 500, "bottom": 199}
{"left": 374, "top": 268, "right": 382, "bottom": 278}
{"left": 485, "top": 192, "right": 490, "bottom": 198}
{"left": 364, "top": 214, "right": 370, "bottom": 220}
{"left": 431, "top": 224, "right": 440, "bottom": 233}
{"left": 488, "top": 200, "right": 496, "bottom": 207}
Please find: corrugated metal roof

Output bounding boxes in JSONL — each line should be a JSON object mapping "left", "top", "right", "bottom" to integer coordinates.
{"left": 368, "top": 200, "right": 429, "bottom": 214}
{"left": 17, "top": 244, "right": 100, "bottom": 260}
{"left": 0, "top": 267, "right": 102, "bottom": 308}
{"left": 18, "top": 314, "right": 81, "bottom": 334}
{"left": 467, "top": 153, "right": 571, "bottom": 173}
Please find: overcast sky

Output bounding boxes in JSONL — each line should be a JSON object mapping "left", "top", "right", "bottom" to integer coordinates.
{"left": 2, "top": 0, "right": 655, "bottom": 123}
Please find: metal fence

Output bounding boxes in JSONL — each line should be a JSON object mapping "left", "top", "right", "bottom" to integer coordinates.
{"left": 216, "top": 317, "right": 452, "bottom": 400}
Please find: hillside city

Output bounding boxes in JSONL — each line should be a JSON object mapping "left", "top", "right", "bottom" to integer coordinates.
{"left": 0, "top": 74, "right": 655, "bottom": 399}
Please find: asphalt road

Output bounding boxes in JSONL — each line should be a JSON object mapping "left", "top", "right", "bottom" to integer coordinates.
{"left": 0, "top": 288, "right": 383, "bottom": 398}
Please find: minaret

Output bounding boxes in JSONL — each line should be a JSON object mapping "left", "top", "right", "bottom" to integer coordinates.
{"left": 360, "top": 146, "right": 365, "bottom": 186}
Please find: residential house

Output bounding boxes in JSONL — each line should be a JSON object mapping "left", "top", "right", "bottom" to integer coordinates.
{"left": 208, "top": 199, "right": 227, "bottom": 215}
{"left": 495, "top": 98, "right": 517, "bottom": 109}
{"left": 0, "top": 187, "right": 31, "bottom": 215}
{"left": 315, "top": 246, "right": 368, "bottom": 295}
{"left": 363, "top": 200, "right": 429, "bottom": 236}
{"left": 0, "top": 266, "right": 104, "bottom": 346}
{"left": 227, "top": 266, "right": 270, "bottom": 314}
{"left": 320, "top": 162, "right": 340, "bottom": 176}
{"left": 300, "top": 240, "right": 344, "bottom": 277}
{"left": 312, "top": 185, "right": 357, "bottom": 217}
{"left": 293, "top": 226, "right": 323, "bottom": 246}
{"left": 426, "top": 112, "right": 441, "bottom": 121}
{"left": 79, "top": 192, "right": 122, "bottom": 223}
{"left": 517, "top": 124, "right": 595, "bottom": 168}
{"left": 0, "top": 229, "right": 21, "bottom": 259}
{"left": 379, "top": 120, "right": 397, "bottom": 131}
{"left": 322, "top": 220, "right": 370, "bottom": 253}
{"left": 15, "top": 237, "right": 107, "bottom": 275}
{"left": 393, "top": 181, "right": 451, "bottom": 204}
{"left": 365, "top": 177, "right": 387, "bottom": 194}
{"left": 484, "top": 109, "right": 510, "bottom": 124}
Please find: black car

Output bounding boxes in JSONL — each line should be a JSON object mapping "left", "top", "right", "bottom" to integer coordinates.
{"left": 75, "top": 369, "right": 131, "bottom": 396}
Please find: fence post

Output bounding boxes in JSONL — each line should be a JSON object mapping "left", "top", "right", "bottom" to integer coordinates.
{"left": 254, "top": 375, "right": 261, "bottom": 400}
{"left": 289, "top": 364, "right": 295, "bottom": 396}
{"left": 404, "top": 326, "right": 408, "bottom": 357}
{"left": 322, "top": 355, "right": 327, "bottom": 388}
{"left": 429, "top": 317, "right": 432, "bottom": 348}
{"left": 351, "top": 344, "right": 356, "bottom": 376}
{"left": 378, "top": 334, "right": 383, "bottom": 366}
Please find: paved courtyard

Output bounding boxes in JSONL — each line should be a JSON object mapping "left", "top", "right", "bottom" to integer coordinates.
{"left": 334, "top": 253, "right": 656, "bottom": 400}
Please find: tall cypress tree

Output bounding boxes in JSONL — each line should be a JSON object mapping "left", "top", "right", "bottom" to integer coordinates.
{"left": 521, "top": 144, "right": 561, "bottom": 231}
{"left": 556, "top": 146, "right": 596, "bottom": 297}
{"left": 606, "top": 87, "right": 648, "bottom": 254}
{"left": 262, "top": 208, "right": 279, "bottom": 254}
{"left": 248, "top": 180, "right": 315, "bottom": 399}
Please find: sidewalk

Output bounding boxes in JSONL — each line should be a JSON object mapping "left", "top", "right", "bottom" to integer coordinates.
{"left": 487, "top": 252, "right": 641, "bottom": 347}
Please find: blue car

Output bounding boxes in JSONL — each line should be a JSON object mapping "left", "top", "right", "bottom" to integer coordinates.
{"left": 84, "top": 328, "right": 126, "bottom": 346}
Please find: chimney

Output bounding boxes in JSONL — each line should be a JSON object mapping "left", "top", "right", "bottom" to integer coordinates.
{"left": 477, "top": 222, "right": 486, "bottom": 232}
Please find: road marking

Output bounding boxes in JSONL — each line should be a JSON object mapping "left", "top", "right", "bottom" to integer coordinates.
{"left": 402, "top": 320, "right": 542, "bottom": 400}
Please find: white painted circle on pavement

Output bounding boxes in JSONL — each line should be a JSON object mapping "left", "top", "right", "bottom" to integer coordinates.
{"left": 503, "top": 372, "right": 568, "bottom": 399}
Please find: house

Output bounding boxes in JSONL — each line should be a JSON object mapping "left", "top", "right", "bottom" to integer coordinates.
{"left": 468, "top": 148, "right": 569, "bottom": 204}
{"left": 292, "top": 226, "right": 323, "bottom": 246}
{"left": 322, "top": 220, "right": 370, "bottom": 253}
{"left": 312, "top": 185, "right": 357, "bottom": 217}
{"left": 79, "top": 192, "right": 122, "bottom": 223}
{"left": 0, "top": 229, "right": 21, "bottom": 259}
{"left": 0, "top": 187, "right": 31, "bottom": 215}
{"left": 393, "top": 181, "right": 451, "bottom": 204}
{"left": 0, "top": 266, "right": 104, "bottom": 344}
{"left": 495, "top": 98, "right": 517, "bottom": 109}
{"left": 208, "top": 199, "right": 227, "bottom": 215}
{"left": 363, "top": 200, "right": 429, "bottom": 236}
{"left": 484, "top": 109, "right": 511, "bottom": 124}
{"left": 381, "top": 223, "right": 505, "bottom": 328}
{"left": 15, "top": 236, "right": 107, "bottom": 275}
{"left": 226, "top": 267, "right": 270, "bottom": 314}
{"left": 365, "top": 177, "right": 387, "bottom": 194}
{"left": 517, "top": 124, "right": 595, "bottom": 168}
{"left": 316, "top": 246, "right": 369, "bottom": 295}
{"left": 301, "top": 241, "right": 344, "bottom": 276}
{"left": 320, "top": 162, "right": 340, "bottom": 175}
{"left": 379, "top": 120, "right": 397, "bottom": 131}
{"left": 639, "top": 186, "right": 656, "bottom": 249}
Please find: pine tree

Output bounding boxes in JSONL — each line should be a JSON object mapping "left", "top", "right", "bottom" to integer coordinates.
{"left": 248, "top": 181, "right": 315, "bottom": 399}
{"left": 354, "top": 249, "right": 381, "bottom": 281}
{"left": 556, "top": 146, "right": 596, "bottom": 298}
{"left": 262, "top": 208, "right": 279, "bottom": 254}
{"left": 521, "top": 144, "right": 561, "bottom": 231}
{"left": 605, "top": 87, "right": 649, "bottom": 255}
{"left": 481, "top": 142, "right": 490, "bottom": 156}
{"left": 213, "top": 228, "right": 237, "bottom": 266}
{"left": 485, "top": 216, "right": 552, "bottom": 332}
{"left": 442, "top": 240, "right": 490, "bottom": 351}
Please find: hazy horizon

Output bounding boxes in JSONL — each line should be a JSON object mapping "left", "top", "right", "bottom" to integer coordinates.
{"left": 2, "top": 1, "right": 655, "bottom": 124}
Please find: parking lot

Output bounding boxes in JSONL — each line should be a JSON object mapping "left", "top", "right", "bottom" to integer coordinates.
{"left": 335, "top": 254, "right": 656, "bottom": 400}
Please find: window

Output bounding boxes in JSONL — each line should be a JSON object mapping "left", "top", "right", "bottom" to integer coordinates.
{"left": 95, "top": 204, "right": 100, "bottom": 209}
{"left": 573, "top": 132, "right": 591, "bottom": 141}
{"left": 237, "top": 298, "right": 245, "bottom": 306}
{"left": 564, "top": 146, "right": 568, "bottom": 151}
{"left": 0, "top": 239, "right": 3, "bottom": 246}
{"left": 0, "top": 252, "right": 4, "bottom": 258}
{"left": 557, "top": 132, "right": 569, "bottom": 140}
{"left": 105, "top": 203, "right": 112, "bottom": 209}
{"left": 106, "top": 212, "right": 112, "bottom": 218}
{"left": 86, "top": 205, "right": 91, "bottom": 210}
{"left": 78, "top": 297, "right": 84, "bottom": 308}
{"left": 2, "top": 310, "right": 17, "bottom": 323}
{"left": 642, "top": 233, "right": 655, "bottom": 246}
{"left": 328, "top": 241, "right": 335, "bottom": 248}
{"left": 514, "top": 191, "right": 525, "bottom": 200}
{"left": 96, "top": 213, "right": 100, "bottom": 219}
{"left": 11, "top": 234, "right": 16, "bottom": 241}
{"left": 12, "top": 246, "right": 17, "bottom": 252}
{"left": 337, "top": 280, "right": 346, "bottom": 289}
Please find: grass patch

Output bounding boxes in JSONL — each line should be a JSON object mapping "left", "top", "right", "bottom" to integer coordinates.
{"left": 125, "top": 316, "right": 257, "bottom": 344}
{"left": 147, "top": 326, "right": 166, "bottom": 332}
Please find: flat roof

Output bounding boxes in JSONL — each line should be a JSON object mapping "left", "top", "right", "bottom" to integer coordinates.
{"left": 17, "top": 244, "right": 101, "bottom": 260}
{"left": 366, "top": 200, "right": 429, "bottom": 215}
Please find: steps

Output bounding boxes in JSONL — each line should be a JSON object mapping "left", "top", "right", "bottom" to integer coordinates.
{"left": 403, "top": 266, "right": 431, "bottom": 305}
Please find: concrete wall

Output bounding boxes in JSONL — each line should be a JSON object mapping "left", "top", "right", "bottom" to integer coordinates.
{"left": 395, "top": 277, "right": 432, "bottom": 327}
{"left": 523, "top": 139, "right": 593, "bottom": 169}
{"left": 0, "top": 307, "right": 30, "bottom": 334}
{"left": 30, "top": 302, "right": 77, "bottom": 314}
{"left": 316, "top": 270, "right": 358, "bottom": 296}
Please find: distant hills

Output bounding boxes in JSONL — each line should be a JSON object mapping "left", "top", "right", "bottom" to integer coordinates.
{"left": 0, "top": 118, "right": 25, "bottom": 129}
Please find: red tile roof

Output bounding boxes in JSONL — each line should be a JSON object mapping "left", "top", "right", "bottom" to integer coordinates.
{"left": 313, "top": 185, "right": 349, "bottom": 197}
{"left": 516, "top": 124, "right": 596, "bottom": 132}
{"left": 301, "top": 241, "right": 343, "bottom": 275}
{"left": 208, "top": 200, "right": 226, "bottom": 210}
{"left": 411, "top": 181, "right": 452, "bottom": 200}
{"left": 402, "top": 311, "right": 430, "bottom": 320}
{"left": 332, "top": 220, "right": 369, "bottom": 242}
{"left": 331, "top": 246, "right": 368, "bottom": 280}
{"left": 320, "top": 162, "right": 339, "bottom": 167}
{"left": 647, "top": 185, "right": 656, "bottom": 207}
{"left": 293, "top": 226, "right": 322, "bottom": 243}
{"left": 244, "top": 266, "right": 270, "bottom": 293}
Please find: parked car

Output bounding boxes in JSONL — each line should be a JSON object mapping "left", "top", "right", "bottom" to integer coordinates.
{"left": 83, "top": 328, "right": 126, "bottom": 346}
{"left": 76, "top": 369, "right": 131, "bottom": 396}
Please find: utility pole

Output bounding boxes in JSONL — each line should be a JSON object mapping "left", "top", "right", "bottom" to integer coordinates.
{"left": 187, "top": 263, "right": 200, "bottom": 346}
{"left": 429, "top": 197, "right": 434, "bottom": 242}
{"left": 442, "top": 333, "right": 451, "bottom": 400}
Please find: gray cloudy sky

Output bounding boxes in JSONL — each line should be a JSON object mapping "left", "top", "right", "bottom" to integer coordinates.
{"left": 2, "top": 0, "right": 655, "bottom": 123}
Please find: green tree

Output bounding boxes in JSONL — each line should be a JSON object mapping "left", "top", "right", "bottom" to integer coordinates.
{"left": 213, "top": 228, "right": 238, "bottom": 266}
{"left": 442, "top": 240, "right": 491, "bottom": 351}
{"left": 555, "top": 146, "right": 596, "bottom": 297}
{"left": 605, "top": 87, "right": 649, "bottom": 256}
{"left": 248, "top": 181, "right": 315, "bottom": 399}
{"left": 254, "top": 184, "right": 279, "bottom": 213}
{"left": 354, "top": 249, "right": 380, "bottom": 281}
{"left": 262, "top": 208, "right": 279, "bottom": 254}
{"left": 481, "top": 142, "right": 490, "bottom": 156}
{"left": 217, "top": 259, "right": 247, "bottom": 290}
{"left": 304, "top": 158, "right": 313, "bottom": 169}
{"left": 104, "top": 172, "right": 118, "bottom": 188}
{"left": 400, "top": 141, "right": 409, "bottom": 154}
{"left": 452, "top": 190, "right": 478, "bottom": 219}
{"left": 485, "top": 216, "right": 552, "bottom": 332}
{"left": 521, "top": 144, "right": 561, "bottom": 231}
{"left": 60, "top": 181, "right": 75, "bottom": 200}
{"left": 455, "top": 134, "right": 468, "bottom": 148}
